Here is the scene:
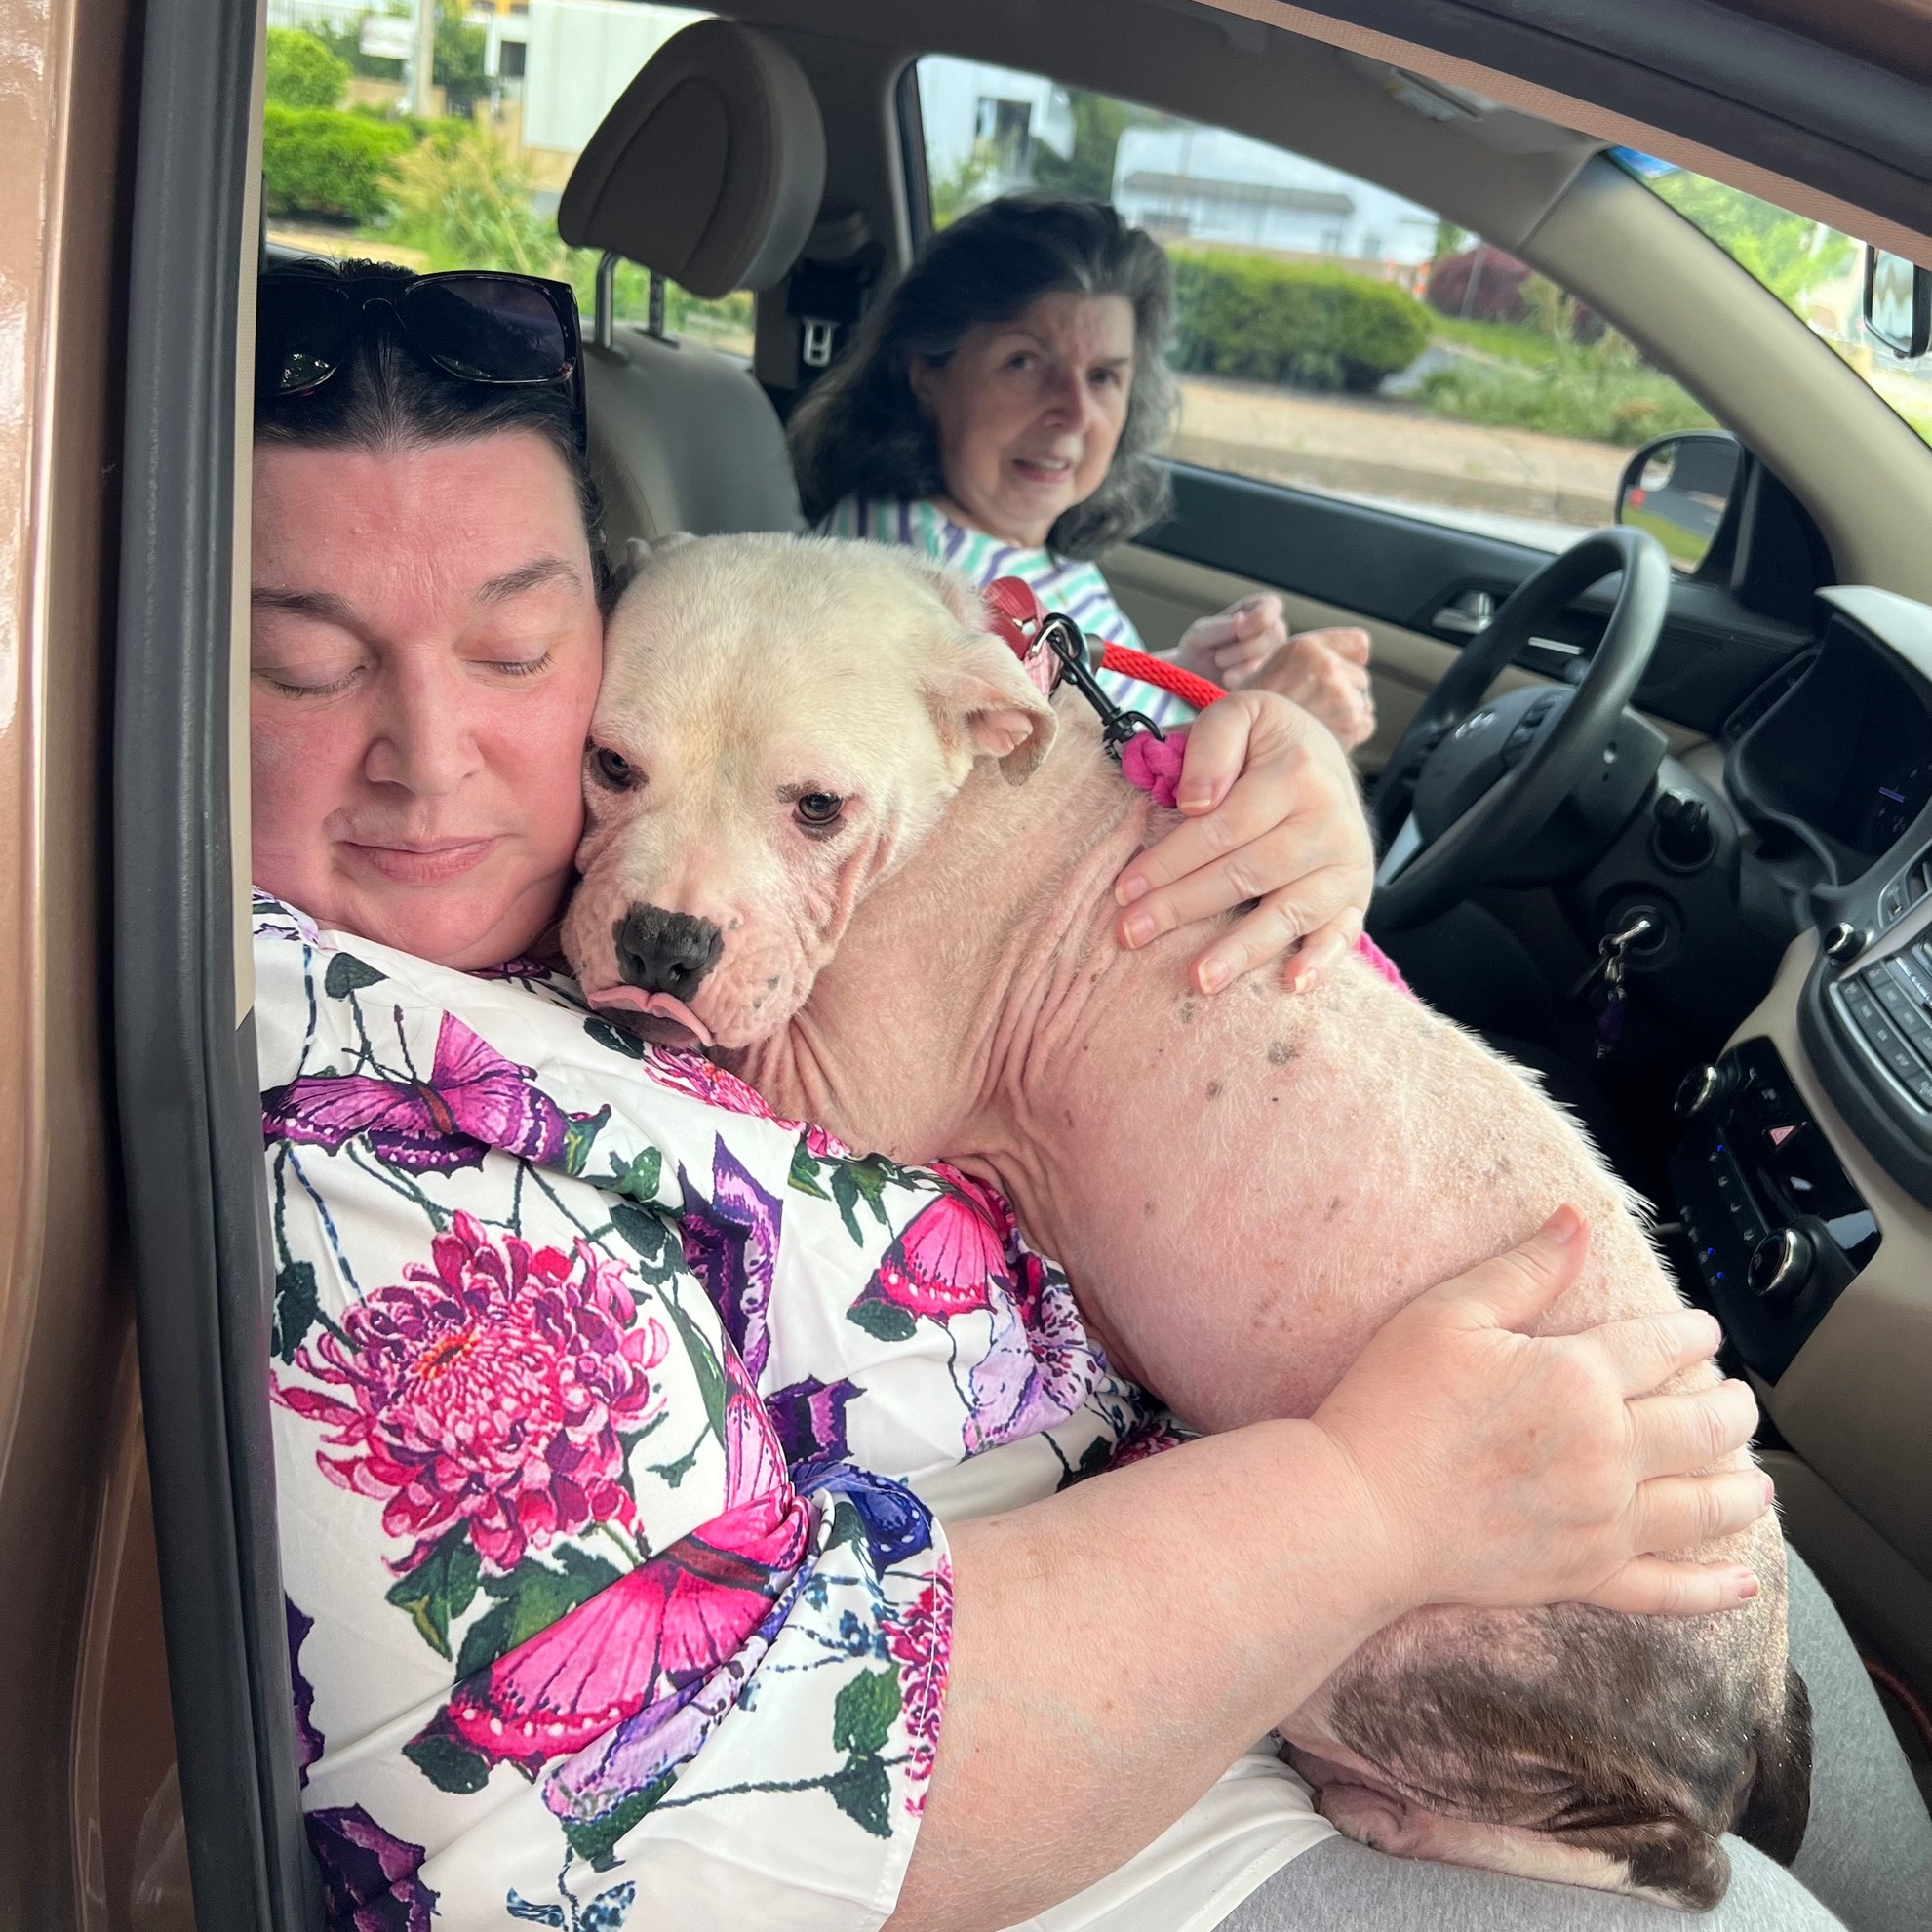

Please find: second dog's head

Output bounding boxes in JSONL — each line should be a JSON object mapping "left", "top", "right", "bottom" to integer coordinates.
{"left": 561, "top": 533, "right": 1057, "bottom": 1049}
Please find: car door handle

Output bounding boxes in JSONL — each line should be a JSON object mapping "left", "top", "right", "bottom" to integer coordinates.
{"left": 1433, "top": 589, "right": 1495, "bottom": 635}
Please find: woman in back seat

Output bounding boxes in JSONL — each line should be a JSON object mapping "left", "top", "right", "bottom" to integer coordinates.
{"left": 790, "top": 192, "right": 1378, "bottom": 759}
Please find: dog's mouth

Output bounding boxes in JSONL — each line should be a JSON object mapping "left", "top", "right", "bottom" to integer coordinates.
{"left": 585, "top": 984, "right": 716, "bottom": 1048}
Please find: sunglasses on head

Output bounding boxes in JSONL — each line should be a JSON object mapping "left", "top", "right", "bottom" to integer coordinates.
{"left": 256, "top": 268, "right": 585, "bottom": 441}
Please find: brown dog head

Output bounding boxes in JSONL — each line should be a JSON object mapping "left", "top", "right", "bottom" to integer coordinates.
{"left": 561, "top": 533, "right": 1055, "bottom": 1049}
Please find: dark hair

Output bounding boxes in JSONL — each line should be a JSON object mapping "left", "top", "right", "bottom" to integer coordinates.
{"left": 254, "top": 258, "right": 609, "bottom": 596}
{"left": 789, "top": 195, "right": 1176, "bottom": 559}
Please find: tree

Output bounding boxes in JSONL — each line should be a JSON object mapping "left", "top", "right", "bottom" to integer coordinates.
{"left": 930, "top": 142, "right": 996, "bottom": 228}
{"left": 1031, "top": 91, "right": 1164, "bottom": 203}
{"left": 434, "top": 3, "right": 489, "bottom": 119}
{"left": 1649, "top": 173, "right": 1856, "bottom": 315}
{"left": 265, "top": 27, "right": 349, "bottom": 110}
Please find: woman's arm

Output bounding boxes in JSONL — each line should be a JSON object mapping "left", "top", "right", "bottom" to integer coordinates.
{"left": 1115, "top": 690, "right": 1375, "bottom": 996}
{"left": 888, "top": 1213, "right": 1768, "bottom": 1932}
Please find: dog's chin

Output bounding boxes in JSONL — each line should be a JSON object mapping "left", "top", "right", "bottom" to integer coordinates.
{"left": 698, "top": 980, "right": 812, "bottom": 1052}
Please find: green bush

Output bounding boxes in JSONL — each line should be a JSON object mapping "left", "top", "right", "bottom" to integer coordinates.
{"left": 262, "top": 104, "right": 413, "bottom": 223}
{"left": 1169, "top": 251, "right": 1431, "bottom": 393}
{"left": 265, "top": 27, "right": 349, "bottom": 109}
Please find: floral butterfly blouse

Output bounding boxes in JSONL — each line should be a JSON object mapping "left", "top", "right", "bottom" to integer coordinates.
{"left": 255, "top": 893, "right": 1170, "bottom": 1932}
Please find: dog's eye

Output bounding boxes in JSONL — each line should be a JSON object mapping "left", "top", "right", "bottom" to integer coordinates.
{"left": 794, "top": 792, "right": 846, "bottom": 830}
{"left": 592, "top": 747, "right": 638, "bottom": 791}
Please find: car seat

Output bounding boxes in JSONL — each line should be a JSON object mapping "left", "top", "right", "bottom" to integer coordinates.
{"left": 559, "top": 19, "right": 825, "bottom": 550}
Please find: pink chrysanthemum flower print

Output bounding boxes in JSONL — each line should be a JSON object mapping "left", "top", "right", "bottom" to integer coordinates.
{"left": 646, "top": 1045, "right": 852, "bottom": 1159}
{"left": 277, "top": 1213, "right": 668, "bottom": 1574}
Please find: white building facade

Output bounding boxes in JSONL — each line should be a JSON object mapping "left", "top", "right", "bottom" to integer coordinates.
{"left": 1112, "top": 124, "right": 1439, "bottom": 268}
{"left": 914, "top": 59, "right": 1073, "bottom": 196}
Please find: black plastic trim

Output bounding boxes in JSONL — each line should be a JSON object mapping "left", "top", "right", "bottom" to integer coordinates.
{"left": 893, "top": 58, "right": 932, "bottom": 251}
{"left": 1138, "top": 462, "right": 1812, "bottom": 734}
{"left": 112, "top": 0, "right": 316, "bottom": 1924}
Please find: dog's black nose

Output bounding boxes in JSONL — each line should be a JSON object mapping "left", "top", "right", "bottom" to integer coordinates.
{"left": 613, "top": 903, "right": 724, "bottom": 998}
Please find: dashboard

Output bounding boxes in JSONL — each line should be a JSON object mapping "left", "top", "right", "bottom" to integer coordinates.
{"left": 1674, "top": 592, "right": 1932, "bottom": 1364}
{"left": 1665, "top": 584, "right": 1932, "bottom": 1694}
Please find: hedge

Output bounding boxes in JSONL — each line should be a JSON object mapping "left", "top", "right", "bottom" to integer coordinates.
{"left": 262, "top": 105, "right": 414, "bottom": 224}
{"left": 1169, "top": 251, "right": 1431, "bottom": 394}
{"left": 265, "top": 27, "right": 349, "bottom": 110}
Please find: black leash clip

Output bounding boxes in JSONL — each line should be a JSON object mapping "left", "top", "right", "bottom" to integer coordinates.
{"left": 1038, "top": 612, "right": 1164, "bottom": 762}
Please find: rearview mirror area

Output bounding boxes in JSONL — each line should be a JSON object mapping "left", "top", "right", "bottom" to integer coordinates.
{"left": 1615, "top": 430, "right": 1741, "bottom": 572}
{"left": 1863, "top": 245, "right": 1932, "bottom": 361}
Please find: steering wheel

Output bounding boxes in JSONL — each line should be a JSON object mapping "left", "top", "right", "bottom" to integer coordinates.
{"left": 1370, "top": 526, "right": 1673, "bottom": 930}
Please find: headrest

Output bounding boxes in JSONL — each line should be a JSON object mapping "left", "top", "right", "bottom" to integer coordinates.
{"left": 558, "top": 20, "right": 826, "bottom": 300}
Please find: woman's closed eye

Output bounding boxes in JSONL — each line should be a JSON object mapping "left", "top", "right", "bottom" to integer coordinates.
{"left": 480, "top": 649, "right": 554, "bottom": 678}
{"left": 253, "top": 655, "right": 366, "bottom": 698}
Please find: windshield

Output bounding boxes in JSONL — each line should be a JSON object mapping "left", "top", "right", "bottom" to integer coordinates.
{"left": 1616, "top": 150, "right": 1932, "bottom": 450}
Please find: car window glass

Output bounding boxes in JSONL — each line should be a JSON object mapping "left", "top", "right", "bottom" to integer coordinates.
{"left": 913, "top": 56, "right": 1721, "bottom": 555}
{"left": 260, "top": 1, "right": 750, "bottom": 351}
{"left": 1617, "top": 151, "right": 1932, "bottom": 452}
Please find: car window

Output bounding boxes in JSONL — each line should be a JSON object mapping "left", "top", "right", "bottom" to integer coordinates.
{"left": 259, "top": 1, "right": 750, "bottom": 351}
{"left": 912, "top": 56, "right": 1720, "bottom": 556}
{"left": 1616, "top": 151, "right": 1932, "bottom": 451}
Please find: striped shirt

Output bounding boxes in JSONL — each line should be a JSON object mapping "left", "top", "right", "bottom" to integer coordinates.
{"left": 820, "top": 495, "right": 1198, "bottom": 729}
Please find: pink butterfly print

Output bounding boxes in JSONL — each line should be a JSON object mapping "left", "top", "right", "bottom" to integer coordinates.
{"left": 868, "top": 1183, "right": 1011, "bottom": 1321}
{"left": 262, "top": 1014, "right": 572, "bottom": 1173}
{"left": 439, "top": 1350, "right": 808, "bottom": 1775}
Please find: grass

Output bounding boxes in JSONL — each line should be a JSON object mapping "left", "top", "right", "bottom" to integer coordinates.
{"left": 1417, "top": 354, "right": 1715, "bottom": 447}
{"left": 1621, "top": 502, "right": 1712, "bottom": 567}
{"left": 1426, "top": 314, "right": 1563, "bottom": 367}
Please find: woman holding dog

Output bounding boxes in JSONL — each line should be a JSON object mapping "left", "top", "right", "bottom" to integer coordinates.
{"left": 248, "top": 259, "right": 1927, "bottom": 1932}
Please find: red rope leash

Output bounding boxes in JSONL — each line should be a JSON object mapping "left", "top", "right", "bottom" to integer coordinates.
{"left": 1098, "top": 642, "right": 1226, "bottom": 712}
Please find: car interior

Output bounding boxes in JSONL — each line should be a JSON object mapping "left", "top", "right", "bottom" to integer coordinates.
{"left": 9, "top": 0, "right": 1932, "bottom": 1925}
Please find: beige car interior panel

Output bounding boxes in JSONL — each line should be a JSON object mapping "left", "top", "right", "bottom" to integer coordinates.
{"left": 1102, "top": 542, "right": 1708, "bottom": 771}
{"left": 1195, "top": 0, "right": 1932, "bottom": 266}
{"left": 1727, "top": 933, "right": 1932, "bottom": 1688}
{"left": 1, "top": 0, "right": 134, "bottom": 1903}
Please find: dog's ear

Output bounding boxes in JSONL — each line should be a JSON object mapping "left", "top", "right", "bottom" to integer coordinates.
{"left": 1733, "top": 1662, "right": 1813, "bottom": 1866}
{"left": 611, "top": 532, "right": 695, "bottom": 594}
{"left": 923, "top": 631, "right": 1058, "bottom": 783}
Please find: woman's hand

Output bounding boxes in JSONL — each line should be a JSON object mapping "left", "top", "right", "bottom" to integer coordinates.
{"left": 1173, "top": 597, "right": 1376, "bottom": 751}
{"left": 1173, "top": 592, "right": 1289, "bottom": 687}
{"left": 1113, "top": 689, "right": 1374, "bottom": 997}
{"left": 1312, "top": 1207, "right": 1770, "bottom": 1619}
{"left": 1241, "top": 627, "right": 1376, "bottom": 751}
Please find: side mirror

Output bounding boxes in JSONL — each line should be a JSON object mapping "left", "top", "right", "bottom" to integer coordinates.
{"left": 1614, "top": 431, "right": 1741, "bottom": 573}
{"left": 1863, "top": 244, "right": 1932, "bottom": 359}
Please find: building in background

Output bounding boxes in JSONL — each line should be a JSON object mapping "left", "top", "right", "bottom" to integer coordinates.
{"left": 915, "top": 59, "right": 1073, "bottom": 197}
{"left": 1113, "top": 123, "right": 1438, "bottom": 272}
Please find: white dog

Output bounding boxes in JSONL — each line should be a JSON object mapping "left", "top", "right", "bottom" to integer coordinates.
{"left": 562, "top": 533, "right": 1808, "bottom": 1907}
